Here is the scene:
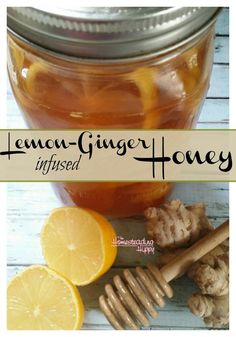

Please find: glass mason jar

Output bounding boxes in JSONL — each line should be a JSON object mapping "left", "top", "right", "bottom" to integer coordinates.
{"left": 7, "top": 7, "right": 220, "bottom": 216}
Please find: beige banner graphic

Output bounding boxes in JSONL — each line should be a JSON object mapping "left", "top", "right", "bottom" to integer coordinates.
{"left": 0, "top": 130, "right": 235, "bottom": 181}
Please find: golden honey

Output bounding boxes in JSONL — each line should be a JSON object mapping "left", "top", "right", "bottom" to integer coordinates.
{"left": 7, "top": 7, "right": 217, "bottom": 216}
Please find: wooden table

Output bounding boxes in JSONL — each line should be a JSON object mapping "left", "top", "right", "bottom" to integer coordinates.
{"left": 7, "top": 9, "right": 229, "bottom": 330}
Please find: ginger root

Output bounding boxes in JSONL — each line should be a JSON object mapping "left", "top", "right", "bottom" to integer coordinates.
{"left": 154, "top": 228, "right": 229, "bottom": 327}
{"left": 145, "top": 199, "right": 213, "bottom": 250}
{"left": 188, "top": 242, "right": 229, "bottom": 296}
{"left": 188, "top": 240, "right": 229, "bottom": 328}
{"left": 188, "top": 293, "right": 229, "bottom": 328}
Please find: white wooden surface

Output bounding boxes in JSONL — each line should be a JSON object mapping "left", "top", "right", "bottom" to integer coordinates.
{"left": 7, "top": 8, "right": 229, "bottom": 330}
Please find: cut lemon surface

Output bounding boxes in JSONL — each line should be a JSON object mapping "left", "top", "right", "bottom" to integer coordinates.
{"left": 127, "top": 67, "right": 159, "bottom": 128}
{"left": 41, "top": 207, "right": 117, "bottom": 286}
{"left": 7, "top": 265, "right": 84, "bottom": 330}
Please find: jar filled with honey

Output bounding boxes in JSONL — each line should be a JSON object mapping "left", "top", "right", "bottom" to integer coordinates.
{"left": 7, "top": 7, "right": 220, "bottom": 216}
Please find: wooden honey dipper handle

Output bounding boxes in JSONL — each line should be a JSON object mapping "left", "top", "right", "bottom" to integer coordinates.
{"left": 99, "top": 219, "right": 229, "bottom": 330}
{"left": 160, "top": 219, "right": 229, "bottom": 283}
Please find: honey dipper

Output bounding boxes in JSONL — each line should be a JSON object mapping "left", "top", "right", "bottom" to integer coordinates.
{"left": 99, "top": 219, "right": 229, "bottom": 330}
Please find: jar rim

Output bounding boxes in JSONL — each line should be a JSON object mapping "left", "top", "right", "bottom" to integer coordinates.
{"left": 7, "top": 7, "right": 221, "bottom": 60}
{"left": 8, "top": 14, "right": 216, "bottom": 66}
